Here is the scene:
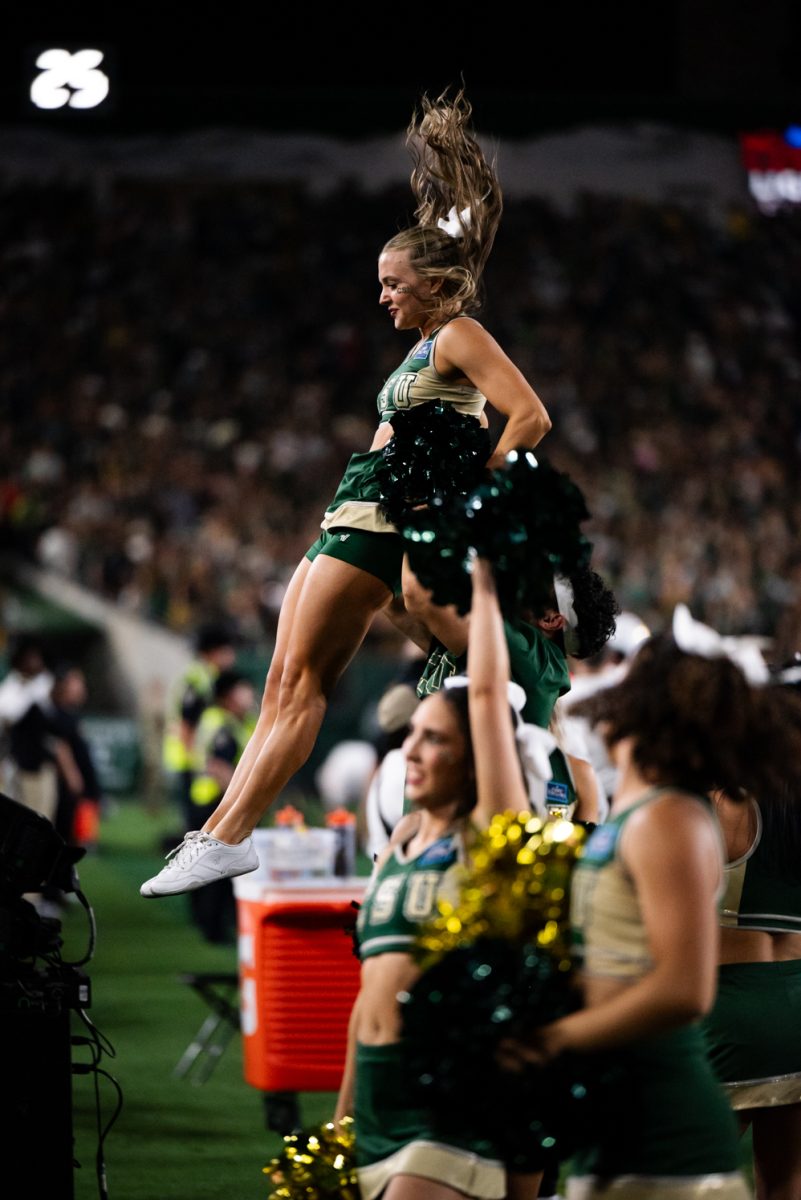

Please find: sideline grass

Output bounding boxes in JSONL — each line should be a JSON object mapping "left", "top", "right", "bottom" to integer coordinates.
{"left": 61, "top": 799, "right": 336, "bottom": 1200}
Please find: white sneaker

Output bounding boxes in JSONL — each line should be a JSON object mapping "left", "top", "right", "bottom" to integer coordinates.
{"left": 140, "top": 831, "right": 259, "bottom": 897}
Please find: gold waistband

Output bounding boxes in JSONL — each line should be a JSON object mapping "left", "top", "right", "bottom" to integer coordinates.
{"left": 566, "top": 1172, "right": 750, "bottom": 1199}
{"left": 723, "top": 1070, "right": 801, "bottom": 1110}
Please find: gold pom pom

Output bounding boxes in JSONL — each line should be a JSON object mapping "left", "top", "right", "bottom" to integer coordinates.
{"left": 263, "top": 1116, "right": 358, "bottom": 1200}
{"left": 413, "top": 811, "right": 587, "bottom": 971}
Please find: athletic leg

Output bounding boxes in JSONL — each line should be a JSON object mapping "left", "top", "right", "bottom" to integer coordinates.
{"left": 383, "top": 1177, "right": 474, "bottom": 1200}
{"left": 750, "top": 1103, "right": 801, "bottom": 1200}
{"left": 141, "top": 555, "right": 390, "bottom": 896}
{"left": 206, "top": 553, "right": 390, "bottom": 842}
{"left": 204, "top": 556, "right": 311, "bottom": 828}
{"left": 507, "top": 1170, "right": 545, "bottom": 1200}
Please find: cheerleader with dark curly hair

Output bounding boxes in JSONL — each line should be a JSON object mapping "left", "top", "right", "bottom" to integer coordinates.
{"left": 500, "top": 606, "right": 801, "bottom": 1200}
{"left": 406, "top": 563, "right": 620, "bottom": 824}
{"left": 141, "top": 86, "right": 551, "bottom": 900}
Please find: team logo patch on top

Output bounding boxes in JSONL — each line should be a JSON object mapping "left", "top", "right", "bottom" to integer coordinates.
{"left": 412, "top": 339, "right": 432, "bottom": 360}
{"left": 418, "top": 836, "right": 458, "bottom": 867}
{"left": 545, "top": 780, "right": 570, "bottom": 811}
{"left": 581, "top": 822, "right": 620, "bottom": 865}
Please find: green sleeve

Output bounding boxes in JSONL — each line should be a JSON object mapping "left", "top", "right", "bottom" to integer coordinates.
{"left": 503, "top": 620, "right": 570, "bottom": 729}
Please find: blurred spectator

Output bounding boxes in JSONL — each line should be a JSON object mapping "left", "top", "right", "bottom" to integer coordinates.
{"left": 0, "top": 179, "right": 799, "bottom": 644}
{"left": 315, "top": 741, "right": 378, "bottom": 815}
{"left": 0, "top": 636, "right": 54, "bottom": 727}
{"left": 362, "top": 661, "right": 425, "bottom": 862}
{"left": 0, "top": 636, "right": 85, "bottom": 917}
{"left": 0, "top": 636, "right": 81, "bottom": 823}
{"left": 315, "top": 740, "right": 378, "bottom": 873}
{"left": 48, "top": 663, "right": 103, "bottom": 851}
{"left": 161, "top": 622, "right": 237, "bottom": 836}
{"left": 561, "top": 610, "right": 653, "bottom": 810}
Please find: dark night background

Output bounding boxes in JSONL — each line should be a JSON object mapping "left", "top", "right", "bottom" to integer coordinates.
{"left": 4, "top": 0, "right": 801, "bottom": 647}
{"left": 2, "top": 0, "right": 801, "bottom": 138}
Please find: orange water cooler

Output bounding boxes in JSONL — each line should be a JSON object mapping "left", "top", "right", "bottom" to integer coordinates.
{"left": 234, "top": 875, "right": 367, "bottom": 1092}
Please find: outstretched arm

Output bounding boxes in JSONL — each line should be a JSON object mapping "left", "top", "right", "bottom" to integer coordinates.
{"left": 51, "top": 737, "right": 84, "bottom": 796}
{"left": 467, "top": 557, "right": 529, "bottom": 824}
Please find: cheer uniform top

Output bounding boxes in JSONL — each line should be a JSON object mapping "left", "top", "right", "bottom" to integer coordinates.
{"left": 718, "top": 800, "right": 801, "bottom": 934}
{"left": 375, "top": 319, "right": 486, "bottom": 425}
{"left": 320, "top": 320, "right": 486, "bottom": 536}
{"left": 356, "top": 830, "right": 463, "bottom": 959}
{"left": 417, "top": 619, "right": 576, "bottom": 815}
{"left": 354, "top": 827, "right": 505, "bottom": 1200}
{"left": 702, "top": 798, "right": 801, "bottom": 1110}
{"left": 565, "top": 789, "right": 747, "bottom": 1198}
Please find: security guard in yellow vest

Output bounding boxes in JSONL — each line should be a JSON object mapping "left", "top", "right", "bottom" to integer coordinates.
{"left": 186, "top": 668, "right": 256, "bottom": 943}
{"left": 162, "top": 624, "right": 236, "bottom": 830}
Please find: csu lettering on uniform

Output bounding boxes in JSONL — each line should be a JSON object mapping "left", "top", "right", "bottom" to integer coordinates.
{"left": 366, "top": 871, "right": 443, "bottom": 924}
{"left": 378, "top": 372, "right": 417, "bottom": 413}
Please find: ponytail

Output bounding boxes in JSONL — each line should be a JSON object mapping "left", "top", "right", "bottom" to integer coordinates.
{"left": 384, "top": 85, "right": 503, "bottom": 321}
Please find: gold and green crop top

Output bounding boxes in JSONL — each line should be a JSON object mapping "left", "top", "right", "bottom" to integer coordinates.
{"left": 376, "top": 319, "right": 486, "bottom": 424}
{"left": 570, "top": 787, "right": 718, "bottom": 979}
{"left": 719, "top": 799, "right": 801, "bottom": 934}
{"left": 319, "top": 318, "right": 486, "bottom": 536}
{"left": 356, "top": 831, "right": 464, "bottom": 959}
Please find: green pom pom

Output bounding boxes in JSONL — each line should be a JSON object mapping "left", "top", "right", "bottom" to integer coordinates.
{"left": 398, "top": 814, "right": 623, "bottom": 1171}
{"left": 376, "top": 402, "right": 491, "bottom": 526}
{"left": 402, "top": 450, "right": 593, "bottom": 617}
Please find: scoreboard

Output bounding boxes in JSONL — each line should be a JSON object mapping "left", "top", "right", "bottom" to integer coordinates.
{"left": 740, "top": 128, "right": 801, "bottom": 214}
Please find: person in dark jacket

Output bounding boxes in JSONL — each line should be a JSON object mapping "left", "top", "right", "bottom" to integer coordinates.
{"left": 49, "top": 664, "right": 103, "bottom": 849}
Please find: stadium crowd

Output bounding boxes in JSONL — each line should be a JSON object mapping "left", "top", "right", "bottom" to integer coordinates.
{"left": 3, "top": 177, "right": 801, "bottom": 649}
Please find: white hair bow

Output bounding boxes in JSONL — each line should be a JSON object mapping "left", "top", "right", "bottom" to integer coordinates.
{"left": 437, "top": 205, "right": 472, "bottom": 239}
{"left": 671, "top": 603, "right": 769, "bottom": 686}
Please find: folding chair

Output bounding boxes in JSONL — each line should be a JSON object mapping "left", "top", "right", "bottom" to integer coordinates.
{"left": 173, "top": 972, "right": 240, "bottom": 1084}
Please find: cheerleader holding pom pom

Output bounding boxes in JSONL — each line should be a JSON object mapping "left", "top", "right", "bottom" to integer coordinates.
{"left": 499, "top": 605, "right": 801, "bottom": 1200}
{"left": 334, "top": 555, "right": 559, "bottom": 1200}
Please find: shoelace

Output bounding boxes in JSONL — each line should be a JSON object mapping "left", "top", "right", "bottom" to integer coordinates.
{"left": 163, "top": 830, "right": 215, "bottom": 866}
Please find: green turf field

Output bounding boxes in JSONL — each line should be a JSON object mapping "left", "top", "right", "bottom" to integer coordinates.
{"left": 62, "top": 798, "right": 339, "bottom": 1200}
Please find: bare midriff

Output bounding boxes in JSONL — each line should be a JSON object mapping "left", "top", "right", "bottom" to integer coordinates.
{"left": 355, "top": 952, "right": 422, "bottom": 1045}
{"left": 580, "top": 971, "right": 638, "bottom": 1009}
{"left": 719, "top": 927, "right": 801, "bottom": 965}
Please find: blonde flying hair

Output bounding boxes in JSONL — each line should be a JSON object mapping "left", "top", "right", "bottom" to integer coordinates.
{"left": 383, "top": 86, "right": 503, "bottom": 322}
